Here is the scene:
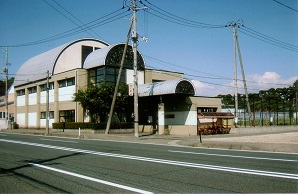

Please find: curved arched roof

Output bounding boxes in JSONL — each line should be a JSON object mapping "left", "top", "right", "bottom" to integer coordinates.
{"left": 83, "top": 43, "right": 145, "bottom": 70}
{"left": 14, "top": 38, "right": 108, "bottom": 87}
{"left": 138, "top": 79, "right": 195, "bottom": 97}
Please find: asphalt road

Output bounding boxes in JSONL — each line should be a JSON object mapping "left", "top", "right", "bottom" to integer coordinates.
{"left": 0, "top": 132, "right": 297, "bottom": 193}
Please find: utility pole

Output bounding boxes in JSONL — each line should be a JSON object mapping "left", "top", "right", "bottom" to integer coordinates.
{"left": 4, "top": 48, "right": 9, "bottom": 129}
{"left": 106, "top": 0, "right": 146, "bottom": 136}
{"left": 132, "top": 0, "right": 139, "bottom": 137}
{"left": 233, "top": 26, "right": 238, "bottom": 127}
{"left": 235, "top": 29, "right": 252, "bottom": 125}
{"left": 295, "top": 91, "right": 298, "bottom": 125}
{"left": 228, "top": 21, "right": 251, "bottom": 127}
{"left": 46, "top": 70, "right": 50, "bottom": 135}
{"left": 105, "top": 17, "right": 133, "bottom": 135}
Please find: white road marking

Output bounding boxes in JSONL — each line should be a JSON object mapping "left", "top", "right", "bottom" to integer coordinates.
{"left": 168, "top": 150, "right": 298, "bottom": 162}
{"left": 2, "top": 131, "right": 297, "bottom": 155}
{"left": 40, "top": 138, "right": 77, "bottom": 143}
{"left": 29, "top": 163, "right": 152, "bottom": 194}
{"left": 1, "top": 139, "right": 298, "bottom": 180}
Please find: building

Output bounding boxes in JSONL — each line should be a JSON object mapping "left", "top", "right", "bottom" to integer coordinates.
{"left": 13, "top": 38, "right": 222, "bottom": 135}
{"left": 0, "top": 85, "right": 14, "bottom": 129}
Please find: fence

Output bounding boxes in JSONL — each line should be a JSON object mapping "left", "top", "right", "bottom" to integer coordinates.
{"left": 236, "top": 111, "right": 297, "bottom": 127}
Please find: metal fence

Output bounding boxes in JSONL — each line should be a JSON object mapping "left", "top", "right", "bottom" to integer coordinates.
{"left": 236, "top": 111, "right": 297, "bottom": 127}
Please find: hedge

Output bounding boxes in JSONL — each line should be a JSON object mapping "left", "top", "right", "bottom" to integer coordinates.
{"left": 52, "top": 122, "right": 134, "bottom": 130}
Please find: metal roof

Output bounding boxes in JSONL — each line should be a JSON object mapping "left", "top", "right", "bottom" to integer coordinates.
{"left": 14, "top": 38, "right": 108, "bottom": 87}
{"left": 83, "top": 43, "right": 145, "bottom": 70}
{"left": 14, "top": 44, "right": 66, "bottom": 87}
{"left": 138, "top": 79, "right": 195, "bottom": 97}
{"left": 83, "top": 45, "right": 113, "bottom": 69}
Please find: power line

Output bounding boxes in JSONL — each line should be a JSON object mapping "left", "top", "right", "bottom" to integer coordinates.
{"left": 238, "top": 26, "right": 298, "bottom": 52}
{"left": 272, "top": 0, "right": 298, "bottom": 13}
{"left": 140, "top": 0, "right": 226, "bottom": 29}
{"left": 144, "top": 55, "right": 292, "bottom": 87}
{"left": 0, "top": 8, "right": 129, "bottom": 47}
{"left": 50, "top": 0, "right": 107, "bottom": 41}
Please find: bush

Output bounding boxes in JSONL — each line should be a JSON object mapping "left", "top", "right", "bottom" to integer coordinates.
{"left": 52, "top": 122, "right": 134, "bottom": 130}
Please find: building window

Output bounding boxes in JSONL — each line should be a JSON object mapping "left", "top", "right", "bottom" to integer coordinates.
{"left": 28, "top": 86, "right": 37, "bottom": 94}
{"left": 0, "top": 112, "right": 2, "bottom": 118}
{"left": 82, "top": 46, "right": 94, "bottom": 67}
{"left": 67, "top": 77, "right": 75, "bottom": 86}
{"left": 17, "top": 89, "right": 25, "bottom": 96}
{"left": 59, "top": 110, "right": 75, "bottom": 122}
{"left": 59, "top": 77, "right": 75, "bottom": 88}
{"left": 40, "top": 111, "right": 54, "bottom": 119}
{"left": 40, "top": 83, "right": 54, "bottom": 91}
{"left": 88, "top": 67, "right": 125, "bottom": 86}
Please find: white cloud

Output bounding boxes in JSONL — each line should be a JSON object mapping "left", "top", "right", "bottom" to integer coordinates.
{"left": 191, "top": 72, "right": 297, "bottom": 97}
{"left": 245, "top": 72, "right": 297, "bottom": 92}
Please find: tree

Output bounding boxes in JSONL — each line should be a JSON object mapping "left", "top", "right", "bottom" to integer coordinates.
{"left": 73, "top": 83, "right": 129, "bottom": 123}
{"left": 0, "top": 77, "right": 14, "bottom": 96}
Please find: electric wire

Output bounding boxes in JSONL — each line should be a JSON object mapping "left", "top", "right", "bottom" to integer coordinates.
{"left": 272, "top": 0, "right": 298, "bottom": 13}
{"left": 0, "top": 8, "right": 129, "bottom": 47}
{"left": 144, "top": 55, "right": 293, "bottom": 87}
{"left": 238, "top": 27, "right": 298, "bottom": 52}
{"left": 141, "top": 0, "right": 226, "bottom": 28}
{"left": 143, "top": 0, "right": 297, "bottom": 52}
{"left": 46, "top": 0, "right": 106, "bottom": 41}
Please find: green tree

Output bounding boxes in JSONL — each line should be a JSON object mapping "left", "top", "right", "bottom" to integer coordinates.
{"left": 0, "top": 77, "right": 14, "bottom": 96}
{"left": 73, "top": 83, "right": 129, "bottom": 123}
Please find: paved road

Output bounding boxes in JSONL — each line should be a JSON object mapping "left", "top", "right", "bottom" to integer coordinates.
{"left": 0, "top": 132, "right": 297, "bottom": 193}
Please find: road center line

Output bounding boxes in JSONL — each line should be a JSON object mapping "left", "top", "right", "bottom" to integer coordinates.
{"left": 29, "top": 163, "right": 152, "bottom": 194}
{"left": 40, "top": 138, "right": 78, "bottom": 143}
{"left": 1, "top": 139, "right": 297, "bottom": 180}
{"left": 168, "top": 150, "right": 298, "bottom": 162}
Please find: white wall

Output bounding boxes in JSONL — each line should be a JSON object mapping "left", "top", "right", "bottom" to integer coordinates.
{"left": 40, "top": 90, "right": 54, "bottom": 104}
{"left": 126, "top": 70, "right": 144, "bottom": 85}
{"left": 59, "top": 85, "right": 75, "bottom": 102}
{"left": 40, "top": 119, "right": 54, "bottom": 128}
{"left": 165, "top": 111, "right": 197, "bottom": 126}
{"left": 28, "top": 93, "right": 37, "bottom": 105}
{"left": 17, "top": 113, "right": 25, "bottom": 127}
{"left": 28, "top": 113, "right": 37, "bottom": 127}
{"left": 17, "top": 96, "right": 25, "bottom": 107}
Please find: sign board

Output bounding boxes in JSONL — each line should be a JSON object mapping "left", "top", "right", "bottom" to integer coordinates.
{"left": 128, "top": 83, "right": 134, "bottom": 96}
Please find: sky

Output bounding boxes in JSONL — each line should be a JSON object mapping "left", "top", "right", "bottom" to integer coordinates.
{"left": 0, "top": 0, "right": 297, "bottom": 97}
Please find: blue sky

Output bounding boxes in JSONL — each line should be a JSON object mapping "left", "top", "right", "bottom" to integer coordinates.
{"left": 0, "top": 0, "right": 297, "bottom": 96}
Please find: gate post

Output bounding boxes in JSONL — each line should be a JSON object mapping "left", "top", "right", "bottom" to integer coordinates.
{"left": 158, "top": 103, "right": 165, "bottom": 135}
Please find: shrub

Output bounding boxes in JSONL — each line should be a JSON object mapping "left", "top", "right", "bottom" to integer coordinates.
{"left": 52, "top": 122, "right": 133, "bottom": 130}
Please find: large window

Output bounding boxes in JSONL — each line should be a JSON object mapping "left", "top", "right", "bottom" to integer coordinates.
{"left": 59, "top": 77, "right": 75, "bottom": 88}
{"left": 82, "top": 46, "right": 94, "bottom": 67}
{"left": 59, "top": 110, "right": 75, "bottom": 122}
{"left": 17, "top": 89, "right": 25, "bottom": 96}
{"left": 40, "top": 83, "right": 54, "bottom": 91}
{"left": 40, "top": 111, "right": 54, "bottom": 119}
{"left": 88, "top": 67, "right": 125, "bottom": 86}
{"left": 28, "top": 87, "right": 37, "bottom": 94}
